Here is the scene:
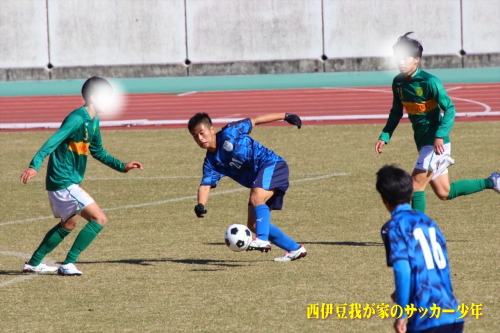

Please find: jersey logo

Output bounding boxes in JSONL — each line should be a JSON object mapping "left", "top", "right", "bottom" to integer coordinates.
{"left": 396, "top": 82, "right": 403, "bottom": 86}
{"left": 415, "top": 87, "right": 423, "bottom": 96}
{"left": 223, "top": 141, "right": 234, "bottom": 152}
{"left": 402, "top": 98, "right": 438, "bottom": 115}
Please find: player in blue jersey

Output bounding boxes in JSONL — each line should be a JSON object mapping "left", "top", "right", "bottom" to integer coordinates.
{"left": 188, "top": 112, "right": 307, "bottom": 262}
{"left": 377, "top": 165, "right": 464, "bottom": 333}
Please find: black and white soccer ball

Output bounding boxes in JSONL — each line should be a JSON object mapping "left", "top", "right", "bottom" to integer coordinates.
{"left": 224, "top": 224, "right": 252, "bottom": 252}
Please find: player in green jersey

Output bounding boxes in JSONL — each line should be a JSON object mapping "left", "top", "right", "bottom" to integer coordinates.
{"left": 20, "top": 76, "right": 143, "bottom": 275}
{"left": 375, "top": 32, "right": 499, "bottom": 213}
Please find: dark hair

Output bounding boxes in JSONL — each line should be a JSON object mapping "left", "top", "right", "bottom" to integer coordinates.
{"left": 376, "top": 165, "right": 413, "bottom": 206}
{"left": 188, "top": 113, "right": 213, "bottom": 133}
{"left": 393, "top": 32, "right": 423, "bottom": 58}
{"left": 81, "top": 76, "right": 112, "bottom": 104}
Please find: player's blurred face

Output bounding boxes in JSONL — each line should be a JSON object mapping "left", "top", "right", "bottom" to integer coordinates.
{"left": 394, "top": 55, "right": 420, "bottom": 76}
{"left": 91, "top": 89, "right": 113, "bottom": 114}
{"left": 191, "top": 123, "right": 216, "bottom": 151}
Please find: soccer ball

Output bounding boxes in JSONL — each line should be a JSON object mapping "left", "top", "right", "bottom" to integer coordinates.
{"left": 224, "top": 224, "right": 252, "bottom": 252}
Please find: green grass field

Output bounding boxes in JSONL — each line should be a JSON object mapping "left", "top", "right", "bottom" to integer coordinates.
{"left": 1, "top": 121, "right": 498, "bottom": 332}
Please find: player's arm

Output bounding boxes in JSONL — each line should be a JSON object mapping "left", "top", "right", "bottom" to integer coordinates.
{"left": 195, "top": 159, "right": 222, "bottom": 218}
{"left": 376, "top": 87, "right": 404, "bottom": 154}
{"left": 429, "top": 77, "right": 456, "bottom": 155}
{"left": 392, "top": 259, "right": 411, "bottom": 333}
{"left": 20, "top": 116, "right": 80, "bottom": 183}
{"left": 194, "top": 185, "right": 211, "bottom": 218}
{"left": 89, "top": 122, "right": 143, "bottom": 172}
{"left": 250, "top": 113, "right": 301, "bottom": 128}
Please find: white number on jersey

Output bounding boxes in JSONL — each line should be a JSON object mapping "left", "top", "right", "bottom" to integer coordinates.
{"left": 413, "top": 227, "right": 447, "bottom": 270}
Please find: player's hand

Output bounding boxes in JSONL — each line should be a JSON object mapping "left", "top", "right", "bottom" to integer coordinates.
{"left": 394, "top": 318, "right": 407, "bottom": 333}
{"left": 434, "top": 138, "right": 444, "bottom": 155}
{"left": 194, "top": 203, "right": 207, "bottom": 218}
{"left": 124, "top": 161, "right": 144, "bottom": 172}
{"left": 20, "top": 168, "right": 38, "bottom": 184}
{"left": 375, "top": 140, "right": 386, "bottom": 154}
{"left": 284, "top": 113, "right": 302, "bottom": 129}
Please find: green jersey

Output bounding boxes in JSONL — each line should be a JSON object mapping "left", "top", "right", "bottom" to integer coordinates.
{"left": 379, "top": 69, "right": 455, "bottom": 151}
{"left": 29, "top": 107, "right": 126, "bottom": 191}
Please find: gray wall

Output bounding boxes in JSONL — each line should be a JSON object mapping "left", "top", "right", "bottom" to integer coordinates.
{"left": 1, "top": 0, "right": 499, "bottom": 81}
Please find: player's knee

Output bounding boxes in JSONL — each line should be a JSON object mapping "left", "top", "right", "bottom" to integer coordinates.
{"left": 94, "top": 213, "right": 108, "bottom": 226}
{"left": 437, "top": 194, "right": 449, "bottom": 201}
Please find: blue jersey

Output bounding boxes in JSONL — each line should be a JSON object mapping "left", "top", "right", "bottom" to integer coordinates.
{"left": 201, "top": 119, "right": 285, "bottom": 188}
{"left": 381, "top": 204, "right": 463, "bottom": 331}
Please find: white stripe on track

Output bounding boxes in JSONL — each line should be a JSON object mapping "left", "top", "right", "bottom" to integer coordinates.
{"left": 0, "top": 173, "right": 349, "bottom": 227}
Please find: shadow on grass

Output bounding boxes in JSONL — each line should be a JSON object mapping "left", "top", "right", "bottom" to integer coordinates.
{"left": 78, "top": 258, "right": 252, "bottom": 271}
{"left": 206, "top": 241, "right": 383, "bottom": 247}
{"left": 0, "top": 270, "right": 25, "bottom": 276}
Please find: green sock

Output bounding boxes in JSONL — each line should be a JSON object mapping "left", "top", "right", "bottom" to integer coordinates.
{"left": 447, "top": 179, "right": 492, "bottom": 200}
{"left": 63, "top": 221, "right": 103, "bottom": 265}
{"left": 28, "top": 224, "right": 71, "bottom": 266}
{"left": 411, "top": 191, "right": 426, "bottom": 213}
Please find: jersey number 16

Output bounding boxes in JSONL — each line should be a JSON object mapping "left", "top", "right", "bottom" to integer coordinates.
{"left": 414, "top": 227, "right": 447, "bottom": 270}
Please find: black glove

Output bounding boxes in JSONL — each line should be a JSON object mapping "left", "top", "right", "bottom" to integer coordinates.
{"left": 194, "top": 203, "right": 207, "bottom": 218}
{"left": 284, "top": 113, "right": 302, "bottom": 129}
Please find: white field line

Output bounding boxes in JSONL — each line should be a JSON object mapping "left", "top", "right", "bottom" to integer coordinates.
{"left": 0, "top": 173, "right": 337, "bottom": 183}
{"left": 0, "top": 173, "right": 349, "bottom": 227}
{"left": 0, "top": 251, "right": 57, "bottom": 288}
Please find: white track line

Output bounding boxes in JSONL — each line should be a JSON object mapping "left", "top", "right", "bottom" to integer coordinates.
{"left": 0, "top": 251, "right": 57, "bottom": 288}
{"left": 177, "top": 91, "right": 197, "bottom": 97}
{"left": 0, "top": 173, "right": 349, "bottom": 227}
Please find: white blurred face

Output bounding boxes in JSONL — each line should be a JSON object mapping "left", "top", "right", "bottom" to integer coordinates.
{"left": 394, "top": 55, "right": 420, "bottom": 76}
{"left": 91, "top": 89, "right": 113, "bottom": 113}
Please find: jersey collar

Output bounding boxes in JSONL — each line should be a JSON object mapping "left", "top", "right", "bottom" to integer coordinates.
{"left": 391, "top": 203, "right": 413, "bottom": 217}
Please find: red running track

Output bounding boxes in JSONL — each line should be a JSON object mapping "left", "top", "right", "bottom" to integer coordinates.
{"left": 1, "top": 83, "right": 499, "bottom": 130}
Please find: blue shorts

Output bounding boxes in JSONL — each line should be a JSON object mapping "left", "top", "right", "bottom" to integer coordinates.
{"left": 409, "top": 322, "right": 464, "bottom": 333}
{"left": 252, "top": 161, "right": 289, "bottom": 210}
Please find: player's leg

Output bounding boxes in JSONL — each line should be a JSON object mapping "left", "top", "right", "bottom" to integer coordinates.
{"left": 54, "top": 185, "right": 99, "bottom": 275}
{"left": 247, "top": 202, "right": 256, "bottom": 233}
{"left": 429, "top": 143, "right": 496, "bottom": 200}
{"left": 411, "top": 143, "right": 455, "bottom": 213}
{"left": 247, "top": 187, "right": 275, "bottom": 252}
{"left": 60, "top": 202, "right": 107, "bottom": 275}
{"left": 23, "top": 188, "right": 84, "bottom": 273}
{"left": 411, "top": 169, "right": 433, "bottom": 213}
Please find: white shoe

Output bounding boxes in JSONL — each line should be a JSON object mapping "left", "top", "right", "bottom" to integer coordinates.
{"left": 488, "top": 172, "right": 500, "bottom": 194}
{"left": 247, "top": 238, "right": 272, "bottom": 253}
{"left": 22, "top": 262, "right": 58, "bottom": 273}
{"left": 274, "top": 245, "right": 307, "bottom": 262}
{"left": 58, "top": 263, "right": 83, "bottom": 276}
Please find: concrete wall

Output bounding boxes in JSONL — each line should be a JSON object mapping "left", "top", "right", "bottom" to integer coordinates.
{"left": 0, "top": 0, "right": 498, "bottom": 81}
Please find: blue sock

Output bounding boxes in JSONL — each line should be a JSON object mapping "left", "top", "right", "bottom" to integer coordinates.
{"left": 254, "top": 204, "right": 271, "bottom": 241}
{"left": 269, "top": 225, "right": 300, "bottom": 251}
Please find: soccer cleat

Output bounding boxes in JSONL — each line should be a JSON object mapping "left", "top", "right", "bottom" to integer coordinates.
{"left": 22, "top": 262, "right": 58, "bottom": 273}
{"left": 273, "top": 245, "right": 307, "bottom": 262}
{"left": 488, "top": 172, "right": 500, "bottom": 194}
{"left": 58, "top": 263, "right": 83, "bottom": 276}
{"left": 247, "top": 238, "right": 272, "bottom": 253}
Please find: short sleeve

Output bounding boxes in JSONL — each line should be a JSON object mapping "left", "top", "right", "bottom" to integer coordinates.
{"left": 200, "top": 157, "right": 223, "bottom": 188}
{"left": 381, "top": 221, "right": 409, "bottom": 267}
{"left": 221, "top": 118, "right": 252, "bottom": 138}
